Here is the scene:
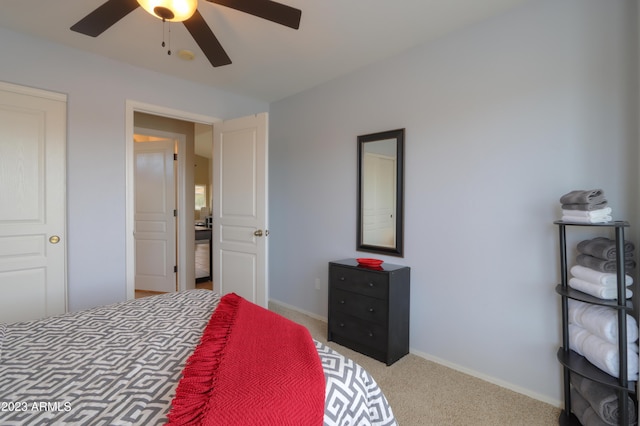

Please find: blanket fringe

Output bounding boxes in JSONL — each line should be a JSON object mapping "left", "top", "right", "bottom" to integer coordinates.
{"left": 166, "top": 293, "right": 241, "bottom": 425}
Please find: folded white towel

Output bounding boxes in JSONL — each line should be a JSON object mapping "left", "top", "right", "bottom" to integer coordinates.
{"left": 569, "top": 277, "right": 633, "bottom": 300}
{"left": 562, "top": 207, "right": 612, "bottom": 218}
{"left": 569, "top": 324, "right": 639, "bottom": 380}
{"left": 570, "top": 265, "right": 633, "bottom": 287}
{"left": 568, "top": 299, "right": 638, "bottom": 344}
{"left": 562, "top": 215, "right": 613, "bottom": 224}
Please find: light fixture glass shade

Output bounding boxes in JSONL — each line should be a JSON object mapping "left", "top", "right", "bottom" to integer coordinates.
{"left": 137, "top": 0, "right": 198, "bottom": 22}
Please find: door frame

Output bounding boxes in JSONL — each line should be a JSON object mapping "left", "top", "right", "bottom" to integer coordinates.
{"left": 125, "top": 100, "right": 219, "bottom": 300}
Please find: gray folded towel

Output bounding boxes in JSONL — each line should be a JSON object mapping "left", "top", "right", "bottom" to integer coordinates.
{"left": 570, "top": 387, "right": 609, "bottom": 426}
{"left": 571, "top": 373, "right": 637, "bottom": 426}
{"left": 562, "top": 201, "right": 609, "bottom": 211}
{"left": 560, "top": 189, "right": 606, "bottom": 205}
{"left": 576, "top": 254, "right": 636, "bottom": 274}
{"left": 577, "top": 237, "right": 635, "bottom": 261}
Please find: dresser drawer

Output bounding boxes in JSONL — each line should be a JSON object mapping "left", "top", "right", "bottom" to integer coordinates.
{"left": 330, "top": 288, "right": 388, "bottom": 324}
{"left": 329, "top": 265, "right": 388, "bottom": 299}
{"left": 329, "top": 312, "right": 388, "bottom": 351}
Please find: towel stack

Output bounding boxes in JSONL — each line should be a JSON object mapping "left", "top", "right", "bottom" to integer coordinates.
{"left": 567, "top": 237, "right": 638, "bottom": 381}
{"left": 568, "top": 299, "right": 639, "bottom": 381}
{"left": 573, "top": 237, "right": 636, "bottom": 285}
{"left": 560, "top": 189, "right": 611, "bottom": 223}
{"left": 570, "top": 373, "right": 637, "bottom": 426}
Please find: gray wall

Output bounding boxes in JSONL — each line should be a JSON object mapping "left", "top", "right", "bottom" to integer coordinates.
{"left": 269, "top": 0, "right": 638, "bottom": 404}
{"left": 0, "top": 26, "right": 268, "bottom": 311}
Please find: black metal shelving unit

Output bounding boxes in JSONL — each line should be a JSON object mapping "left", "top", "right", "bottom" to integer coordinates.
{"left": 554, "top": 220, "right": 636, "bottom": 425}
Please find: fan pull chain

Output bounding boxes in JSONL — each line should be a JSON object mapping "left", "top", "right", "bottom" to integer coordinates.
{"left": 167, "top": 23, "right": 172, "bottom": 56}
{"left": 160, "top": 19, "right": 172, "bottom": 56}
{"left": 161, "top": 18, "right": 165, "bottom": 48}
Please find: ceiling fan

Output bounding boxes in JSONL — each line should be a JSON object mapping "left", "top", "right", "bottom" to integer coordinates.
{"left": 70, "top": 0, "right": 302, "bottom": 67}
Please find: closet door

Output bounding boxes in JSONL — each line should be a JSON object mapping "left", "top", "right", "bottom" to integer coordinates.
{"left": 0, "top": 82, "right": 67, "bottom": 322}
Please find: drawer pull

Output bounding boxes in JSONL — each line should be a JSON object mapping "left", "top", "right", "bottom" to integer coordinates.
{"left": 340, "top": 299, "right": 345, "bottom": 304}
{"left": 368, "top": 307, "right": 375, "bottom": 313}
{"left": 340, "top": 276, "right": 345, "bottom": 281}
{"left": 368, "top": 331, "right": 374, "bottom": 337}
{"left": 339, "top": 323, "right": 345, "bottom": 328}
{"left": 368, "top": 282, "right": 374, "bottom": 287}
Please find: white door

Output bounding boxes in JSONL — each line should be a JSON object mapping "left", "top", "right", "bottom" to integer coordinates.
{"left": 362, "top": 153, "right": 396, "bottom": 247}
{"left": 0, "top": 82, "right": 67, "bottom": 323}
{"left": 213, "top": 113, "right": 268, "bottom": 307}
{"left": 134, "top": 138, "right": 177, "bottom": 293}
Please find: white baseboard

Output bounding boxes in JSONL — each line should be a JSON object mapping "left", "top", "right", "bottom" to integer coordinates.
{"left": 269, "top": 298, "right": 327, "bottom": 322}
{"left": 409, "top": 347, "right": 561, "bottom": 408}
{"left": 269, "top": 297, "right": 562, "bottom": 408}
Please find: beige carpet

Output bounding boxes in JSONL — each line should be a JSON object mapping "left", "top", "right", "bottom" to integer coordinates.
{"left": 269, "top": 302, "right": 561, "bottom": 426}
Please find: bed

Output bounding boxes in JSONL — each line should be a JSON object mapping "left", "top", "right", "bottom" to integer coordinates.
{"left": 0, "top": 290, "right": 397, "bottom": 425}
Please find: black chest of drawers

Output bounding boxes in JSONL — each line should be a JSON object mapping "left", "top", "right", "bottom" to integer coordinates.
{"left": 328, "top": 259, "right": 410, "bottom": 365}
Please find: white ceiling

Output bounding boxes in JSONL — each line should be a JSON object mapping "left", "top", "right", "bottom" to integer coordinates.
{"left": 0, "top": 0, "right": 531, "bottom": 103}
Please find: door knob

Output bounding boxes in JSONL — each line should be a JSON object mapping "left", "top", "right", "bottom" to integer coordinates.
{"left": 254, "top": 229, "right": 263, "bottom": 237}
{"left": 49, "top": 235, "right": 61, "bottom": 244}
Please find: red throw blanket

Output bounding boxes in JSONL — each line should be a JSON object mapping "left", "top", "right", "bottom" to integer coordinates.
{"left": 167, "top": 293, "right": 325, "bottom": 425}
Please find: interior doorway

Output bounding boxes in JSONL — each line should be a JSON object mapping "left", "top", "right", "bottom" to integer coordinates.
{"left": 125, "top": 101, "right": 219, "bottom": 300}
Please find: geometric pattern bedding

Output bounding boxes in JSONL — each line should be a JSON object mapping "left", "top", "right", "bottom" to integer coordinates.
{"left": 0, "top": 290, "right": 397, "bottom": 426}
{"left": 318, "top": 341, "right": 397, "bottom": 426}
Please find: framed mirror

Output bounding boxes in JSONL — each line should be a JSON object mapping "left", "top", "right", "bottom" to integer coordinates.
{"left": 357, "top": 128, "right": 404, "bottom": 257}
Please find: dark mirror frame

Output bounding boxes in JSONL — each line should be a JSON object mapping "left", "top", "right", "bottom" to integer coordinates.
{"left": 357, "top": 128, "right": 404, "bottom": 257}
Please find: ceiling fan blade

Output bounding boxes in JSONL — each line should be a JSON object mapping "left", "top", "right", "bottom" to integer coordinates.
{"left": 208, "top": 0, "right": 301, "bottom": 30}
{"left": 70, "top": 0, "right": 140, "bottom": 37}
{"left": 183, "top": 9, "right": 232, "bottom": 67}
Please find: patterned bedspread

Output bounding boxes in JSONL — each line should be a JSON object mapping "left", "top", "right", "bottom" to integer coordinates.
{"left": 0, "top": 290, "right": 396, "bottom": 425}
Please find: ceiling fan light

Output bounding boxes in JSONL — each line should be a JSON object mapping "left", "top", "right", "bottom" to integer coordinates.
{"left": 137, "top": 0, "right": 197, "bottom": 22}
